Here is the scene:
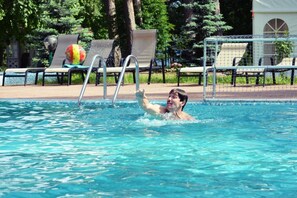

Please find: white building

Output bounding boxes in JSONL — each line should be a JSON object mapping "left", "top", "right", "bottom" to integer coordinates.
{"left": 253, "top": 0, "right": 297, "bottom": 63}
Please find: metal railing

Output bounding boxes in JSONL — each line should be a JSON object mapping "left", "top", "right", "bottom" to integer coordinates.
{"left": 78, "top": 54, "right": 140, "bottom": 105}
{"left": 202, "top": 35, "right": 297, "bottom": 101}
{"left": 112, "top": 55, "right": 139, "bottom": 104}
{"left": 78, "top": 55, "right": 107, "bottom": 105}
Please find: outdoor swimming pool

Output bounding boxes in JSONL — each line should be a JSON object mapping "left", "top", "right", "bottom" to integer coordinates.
{"left": 0, "top": 100, "right": 297, "bottom": 197}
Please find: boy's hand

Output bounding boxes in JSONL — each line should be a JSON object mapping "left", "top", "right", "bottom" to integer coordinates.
{"left": 136, "top": 89, "right": 146, "bottom": 99}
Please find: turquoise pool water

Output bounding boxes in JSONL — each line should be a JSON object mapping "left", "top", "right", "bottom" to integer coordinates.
{"left": 0, "top": 100, "right": 297, "bottom": 197}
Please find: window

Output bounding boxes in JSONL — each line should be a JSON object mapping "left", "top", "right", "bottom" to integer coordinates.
{"left": 263, "top": 18, "right": 289, "bottom": 62}
{"left": 264, "top": 18, "right": 289, "bottom": 36}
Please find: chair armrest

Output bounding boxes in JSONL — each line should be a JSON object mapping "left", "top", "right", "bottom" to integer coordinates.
{"left": 106, "top": 56, "right": 115, "bottom": 67}
{"left": 232, "top": 57, "right": 248, "bottom": 66}
{"left": 258, "top": 56, "right": 274, "bottom": 65}
{"left": 62, "top": 58, "right": 67, "bottom": 65}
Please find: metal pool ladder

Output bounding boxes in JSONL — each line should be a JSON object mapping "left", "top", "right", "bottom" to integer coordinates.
{"left": 78, "top": 55, "right": 140, "bottom": 105}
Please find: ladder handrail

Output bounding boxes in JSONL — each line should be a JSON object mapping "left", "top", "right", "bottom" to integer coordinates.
{"left": 112, "top": 55, "right": 139, "bottom": 105}
{"left": 78, "top": 55, "right": 107, "bottom": 105}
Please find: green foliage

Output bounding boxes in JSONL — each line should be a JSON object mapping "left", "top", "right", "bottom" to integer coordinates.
{"left": 274, "top": 38, "right": 293, "bottom": 62}
{"left": 26, "top": 0, "right": 94, "bottom": 67}
{"left": 0, "top": 0, "right": 40, "bottom": 44}
{"left": 115, "top": 0, "right": 173, "bottom": 57}
{"left": 167, "top": 0, "right": 232, "bottom": 63}
{"left": 0, "top": 0, "right": 254, "bottom": 71}
{"left": 42, "top": 71, "right": 297, "bottom": 85}
{"left": 0, "top": 0, "right": 4, "bottom": 21}
{"left": 79, "top": 0, "right": 108, "bottom": 39}
{"left": 181, "top": 0, "right": 232, "bottom": 57}
{"left": 0, "top": 0, "right": 42, "bottom": 67}
{"left": 141, "top": 0, "right": 174, "bottom": 52}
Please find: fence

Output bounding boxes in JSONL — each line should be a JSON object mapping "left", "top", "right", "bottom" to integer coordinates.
{"left": 202, "top": 35, "right": 297, "bottom": 101}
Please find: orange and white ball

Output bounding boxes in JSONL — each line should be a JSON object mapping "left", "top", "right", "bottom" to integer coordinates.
{"left": 65, "top": 44, "right": 86, "bottom": 64}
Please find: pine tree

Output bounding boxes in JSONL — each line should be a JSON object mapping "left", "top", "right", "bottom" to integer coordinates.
{"left": 173, "top": 0, "right": 232, "bottom": 62}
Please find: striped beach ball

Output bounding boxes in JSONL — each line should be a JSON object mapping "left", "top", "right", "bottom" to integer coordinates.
{"left": 65, "top": 44, "right": 86, "bottom": 64}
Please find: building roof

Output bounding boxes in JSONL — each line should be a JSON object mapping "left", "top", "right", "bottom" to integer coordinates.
{"left": 253, "top": 0, "right": 297, "bottom": 13}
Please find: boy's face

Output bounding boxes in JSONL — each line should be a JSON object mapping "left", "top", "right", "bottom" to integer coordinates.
{"left": 166, "top": 92, "right": 184, "bottom": 111}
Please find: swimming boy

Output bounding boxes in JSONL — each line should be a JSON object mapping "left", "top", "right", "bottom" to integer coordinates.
{"left": 135, "top": 88, "right": 194, "bottom": 120}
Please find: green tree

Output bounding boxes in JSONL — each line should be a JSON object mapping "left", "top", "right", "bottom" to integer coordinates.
{"left": 115, "top": 0, "right": 173, "bottom": 57}
{"left": 274, "top": 32, "right": 293, "bottom": 62}
{"left": 180, "top": 0, "right": 232, "bottom": 60}
{"left": 140, "top": 0, "right": 173, "bottom": 53}
{"left": 0, "top": 0, "right": 40, "bottom": 67}
{"left": 79, "top": 0, "right": 108, "bottom": 39}
{"left": 27, "top": 0, "right": 93, "bottom": 67}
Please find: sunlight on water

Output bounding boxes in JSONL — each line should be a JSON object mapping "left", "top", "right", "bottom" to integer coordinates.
{"left": 0, "top": 100, "right": 297, "bottom": 197}
{"left": 136, "top": 114, "right": 201, "bottom": 127}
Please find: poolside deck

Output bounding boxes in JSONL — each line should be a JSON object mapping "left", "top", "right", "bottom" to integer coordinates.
{"left": 1, "top": 83, "right": 296, "bottom": 101}
{"left": 0, "top": 83, "right": 204, "bottom": 101}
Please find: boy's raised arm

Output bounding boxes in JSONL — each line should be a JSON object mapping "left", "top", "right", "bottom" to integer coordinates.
{"left": 136, "top": 89, "right": 165, "bottom": 115}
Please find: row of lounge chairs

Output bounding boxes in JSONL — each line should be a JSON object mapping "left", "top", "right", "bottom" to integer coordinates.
{"left": 3, "top": 36, "right": 296, "bottom": 87}
{"left": 2, "top": 29, "right": 165, "bottom": 86}
{"left": 177, "top": 43, "right": 296, "bottom": 87}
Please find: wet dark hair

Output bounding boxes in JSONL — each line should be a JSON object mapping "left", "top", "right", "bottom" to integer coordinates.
{"left": 169, "top": 88, "right": 188, "bottom": 110}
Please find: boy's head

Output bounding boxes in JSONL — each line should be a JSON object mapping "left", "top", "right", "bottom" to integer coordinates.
{"left": 169, "top": 88, "right": 188, "bottom": 110}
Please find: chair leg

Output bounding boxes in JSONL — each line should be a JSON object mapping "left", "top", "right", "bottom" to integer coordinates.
{"left": 114, "top": 73, "right": 118, "bottom": 83}
{"left": 2, "top": 72, "right": 5, "bottom": 86}
{"left": 263, "top": 72, "right": 266, "bottom": 87}
{"left": 34, "top": 72, "right": 39, "bottom": 85}
{"left": 148, "top": 68, "right": 152, "bottom": 85}
{"left": 255, "top": 73, "right": 260, "bottom": 85}
{"left": 162, "top": 60, "right": 166, "bottom": 83}
{"left": 67, "top": 72, "right": 71, "bottom": 86}
{"left": 121, "top": 74, "right": 125, "bottom": 85}
{"left": 198, "top": 73, "right": 202, "bottom": 85}
{"left": 61, "top": 73, "right": 65, "bottom": 85}
{"left": 233, "top": 73, "right": 237, "bottom": 87}
{"left": 177, "top": 70, "right": 180, "bottom": 87}
{"left": 42, "top": 71, "right": 45, "bottom": 86}
{"left": 24, "top": 71, "right": 28, "bottom": 86}
{"left": 133, "top": 72, "right": 136, "bottom": 83}
{"left": 81, "top": 71, "right": 85, "bottom": 83}
{"left": 272, "top": 71, "right": 276, "bottom": 84}
{"left": 58, "top": 73, "right": 61, "bottom": 84}
{"left": 95, "top": 73, "right": 99, "bottom": 86}
{"left": 55, "top": 73, "right": 60, "bottom": 84}
{"left": 291, "top": 69, "right": 295, "bottom": 85}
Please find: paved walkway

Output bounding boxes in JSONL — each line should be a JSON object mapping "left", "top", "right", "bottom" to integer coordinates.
{"left": 1, "top": 83, "right": 296, "bottom": 101}
{"left": 0, "top": 83, "right": 204, "bottom": 101}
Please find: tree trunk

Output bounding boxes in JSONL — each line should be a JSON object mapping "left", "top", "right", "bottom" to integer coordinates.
{"left": 104, "top": 0, "right": 117, "bottom": 39}
{"left": 133, "top": 0, "right": 142, "bottom": 26}
{"left": 124, "top": 0, "right": 136, "bottom": 55}
{"left": 215, "top": 0, "right": 220, "bottom": 15}
{"left": 183, "top": 0, "right": 193, "bottom": 22}
{"left": 215, "top": 0, "right": 223, "bottom": 35}
{"left": 0, "top": 46, "right": 4, "bottom": 68}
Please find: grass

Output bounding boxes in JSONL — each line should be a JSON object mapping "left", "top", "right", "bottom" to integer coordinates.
{"left": 85, "top": 72, "right": 296, "bottom": 85}
{"left": 36, "top": 70, "right": 297, "bottom": 86}
{"left": 2, "top": 64, "right": 296, "bottom": 86}
{"left": 43, "top": 71, "right": 185, "bottom": 85}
